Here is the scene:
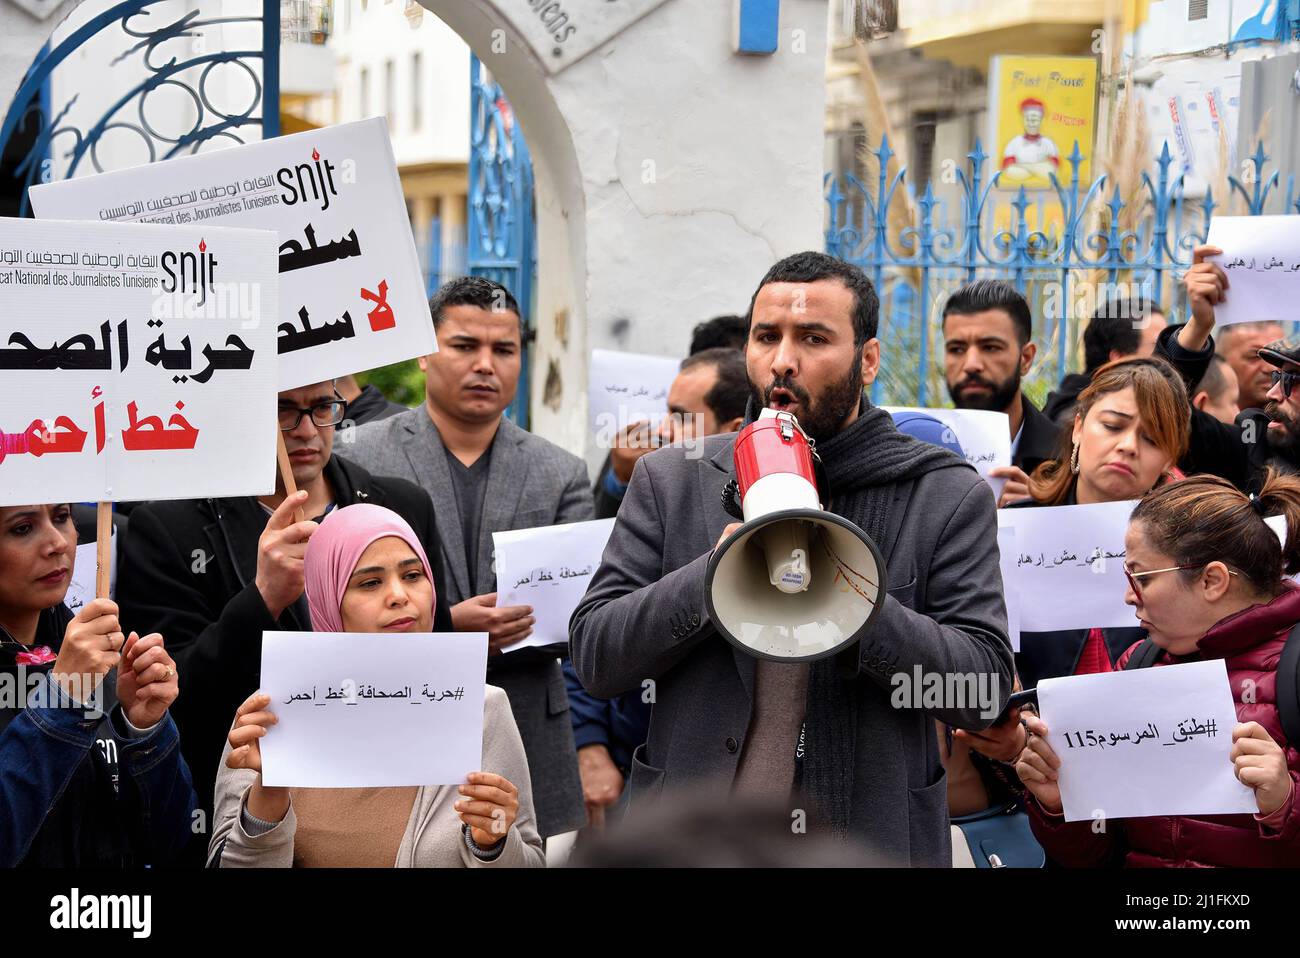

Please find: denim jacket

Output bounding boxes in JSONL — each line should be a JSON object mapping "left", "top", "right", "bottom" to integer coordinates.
{"left": 0, "top": 604, "right": 197, "bottom": 867}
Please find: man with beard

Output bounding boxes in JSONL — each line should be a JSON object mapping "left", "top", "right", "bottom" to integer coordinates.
{"left": 569, "top": 252, "right": 1013, "bottom": 863}
{"left": 941, "top": 280, "right": 1061, "bottom": 505}
{"left": 1156, "top": 244, "right": 1300, "bottom": 491}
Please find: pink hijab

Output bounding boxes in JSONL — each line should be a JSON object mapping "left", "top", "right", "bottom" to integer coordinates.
{"left": 304, "top": 504, "right": 436, "bottom": 633}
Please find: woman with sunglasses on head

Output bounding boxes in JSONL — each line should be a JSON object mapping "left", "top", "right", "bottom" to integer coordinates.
{"left": 0, "top": 503, "right": 196, "bottom": 867}
{"left": 1018, "top": 469, "right": 1300, "bottom": 866}
{"left": 1007, "top": 357, "right": 1191, "bottom": 689}
{"left": 208, "top": 504, "right": 544, "bottom": 867}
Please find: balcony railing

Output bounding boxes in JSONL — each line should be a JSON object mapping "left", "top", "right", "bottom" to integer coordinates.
{"left": 282, "top": 0, "right": 330, "bottom": 44}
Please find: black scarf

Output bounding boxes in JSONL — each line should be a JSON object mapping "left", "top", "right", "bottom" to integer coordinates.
{"left": 744, "top": 397, "right": 967, "bottom": 837}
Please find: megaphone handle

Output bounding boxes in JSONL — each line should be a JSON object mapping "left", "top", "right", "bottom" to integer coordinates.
{"left": 720, "top": 479, "right": 744, "bottom": 521}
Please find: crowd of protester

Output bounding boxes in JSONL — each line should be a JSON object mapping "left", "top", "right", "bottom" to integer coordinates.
{"left": 3, "top": 243, "right": 1298, "bottom": 868}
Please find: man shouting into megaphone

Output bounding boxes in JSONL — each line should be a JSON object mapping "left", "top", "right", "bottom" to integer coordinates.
{"left": 569, "top": 252, "right": 1013, "bottom": 865}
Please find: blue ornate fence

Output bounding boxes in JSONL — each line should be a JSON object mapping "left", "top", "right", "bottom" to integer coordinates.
{"left": 826, "top": 136, "right": 1300, "bottom": 407}
{"left": 468, "top": 53, "right": 536, "bottom": 428}
{"left": 0, "top": 0, "right": 277, "bottom": 218}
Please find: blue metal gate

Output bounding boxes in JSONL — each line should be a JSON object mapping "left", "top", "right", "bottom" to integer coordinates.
{"left": 467, "top": 53, "right": 536, "bottom": 428}
{"left": 826, "top": 136, "right": 1300, "bottom": 407}
{"left": 0, "top": 0, "right": 278, "bottom": 217}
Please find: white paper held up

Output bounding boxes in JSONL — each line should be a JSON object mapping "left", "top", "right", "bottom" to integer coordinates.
{"left": 1038, "top": 659, "right": 1256, "bottom": 822}
{"left": 259, "top": 631, "right": 488, "bottom": 788}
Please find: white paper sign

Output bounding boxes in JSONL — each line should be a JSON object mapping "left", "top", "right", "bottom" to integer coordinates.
{"left": 31, "top": 118, "right": 435, "bottom": 390}
{"left": 997, "top": 500, "right": 1137, "bottom": 632}
{"left": 65, "top": 530, "right": 116, "bottom": 612}
{"left": 1205, "top": 215, "right": 1300, "bottom": 327}
{"left": 997, "top": 524, "right": 1021, "bottom": 652}
{"left": 588, "top": 349, "right": 680, "bottom": 439}
{"left": 0, "top": 218, "right": 278, "bottom": 505}
{"left": 258, "top": 631, "right": 488, "bottom": 788}
{"left": 1038, "top": 659, "right": 1255, "bottom": 822}
{"left": 886, "top": 406, "right": 1012, "bottom": 497}
{"left": 494, "top": 518, "right": 617, "bottom": 653}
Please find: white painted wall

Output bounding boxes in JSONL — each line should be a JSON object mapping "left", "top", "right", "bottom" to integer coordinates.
{"left": 328, "top": 0, "right": 468, "bottom": 165}
{"left": 0, "top": 0, "right": 80, "bottom": 124}
{"left": 425, "top": 0, "right": 829, "bottom": 467}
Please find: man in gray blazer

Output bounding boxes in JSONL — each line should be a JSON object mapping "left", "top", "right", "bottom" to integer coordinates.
{"left": 338, "top": 277, "right": 589, "bottom": 839}
{"left": 570, "top": 252, "right": 1014, "bottom": 865}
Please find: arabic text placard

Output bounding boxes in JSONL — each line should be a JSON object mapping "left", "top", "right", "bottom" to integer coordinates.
{"left": 31, "top": 118, "right": 434, "bottom": 390}
{"left": 259, "top": 630, "right": 488, "bottom": 788}
{"left": 1039, "top": 659, "right": 1255, "bottom": 821}
{"left": 0, "top": 217, "right": 277, "bottom": 504}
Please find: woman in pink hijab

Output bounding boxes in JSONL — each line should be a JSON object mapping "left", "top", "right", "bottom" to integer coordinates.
{"left": 208, "top": 504, "right": 545, "bottom": 867}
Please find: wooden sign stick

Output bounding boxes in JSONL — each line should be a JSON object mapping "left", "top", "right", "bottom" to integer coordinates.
{"left": 95, "top": 501, "right": 112, "bottom": 599}
{"left": 276, "top": 429, "right": 306, "bottom": 523}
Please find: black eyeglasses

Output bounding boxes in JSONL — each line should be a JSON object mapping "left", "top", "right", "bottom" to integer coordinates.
{"left": 278, "top": 400, "right": 345, "bottom": 432}
{"left": 1271, "top": 369, "right": 1300, "bottom": 399}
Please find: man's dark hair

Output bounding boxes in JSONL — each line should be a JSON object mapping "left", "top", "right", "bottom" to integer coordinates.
{"left": 744, "top": 251, "right": 879, "bottom": 346}
{"left": 1082, "top": 297, "right": 1162, "bottom": 373}
{"left": 689, "top": 315, "right": 748, "bottom": 354}
{"left": 428, "top": 275, "right": 521, "bottom": 330}
{"left": 1196, "top": 352, "right": 1230, "bottom": 401}
{"left": 679, "top": 347, "right": 749, "bottom": 425}
{"left": 942, "top": 279, "right": 1032, "bottom": 345}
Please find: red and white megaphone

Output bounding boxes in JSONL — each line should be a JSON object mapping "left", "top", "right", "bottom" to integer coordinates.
{"left": 704, "top": 408, "right": 886, "bottom": 662}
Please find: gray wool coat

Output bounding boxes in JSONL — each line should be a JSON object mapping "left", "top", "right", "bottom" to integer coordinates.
{"left": 569, "top": 434, "right": 1014, "bottom": 866}
{"left": 337, "top": 406, "right": 591, "bottom": 837}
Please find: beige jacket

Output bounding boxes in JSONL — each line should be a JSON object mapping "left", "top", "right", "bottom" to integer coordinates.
{"left": 208, "top": 685, "right": 546, "bottom": 867}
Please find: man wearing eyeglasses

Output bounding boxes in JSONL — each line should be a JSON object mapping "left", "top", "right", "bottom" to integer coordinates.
{"left": 115, "top": 379, "right": 454, "bottom": 853}
{"left": 1155, "top": 244, "right": 1300, "bottom": 492}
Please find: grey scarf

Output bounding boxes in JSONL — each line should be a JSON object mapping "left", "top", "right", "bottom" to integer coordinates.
{"left": 743, "top": 397, "right": 967, "bottom": 837}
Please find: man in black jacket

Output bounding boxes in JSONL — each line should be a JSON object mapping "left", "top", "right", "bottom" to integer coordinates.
{"left": 941, "top": 280, "right": 1061, "bottom": 504}
{"left": 115, "top": 379, "right": 454, "bottom": 845}
{"left": 1042, "top": 297, "right": 1166, "bottom": 424}
{"left": 1154, "top": 244, "right": 1300, "bottom": 491}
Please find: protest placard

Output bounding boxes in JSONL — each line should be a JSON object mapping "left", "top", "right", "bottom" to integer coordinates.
{"left": 494, "top": 518, "right": 617, "bottom": 653}
{"left": 31, "top": 117, "right": 434, "bottom": 391}
{"left": 997, "top": 500, "right": 1137, "bottom": 632}
{"left": 258, "top": 630, "right": 489, "bottom": 788}
{"left": 996, "top": 524, "right": 1021, "bottom": 652}
{"left": 0, "top": 217, "right": 278, "bottom": 506}
{"left": 885, "top": 406, "right": 1012, "bottom": 498}
{"left": 1038, "top": 659, "right": 1256, "bottom": 822}
{"left": 588, "top": 348, "right": 680, "bottom": 440}
{"left": 1205, "top": 215, "right": 1300, "bottom": 327}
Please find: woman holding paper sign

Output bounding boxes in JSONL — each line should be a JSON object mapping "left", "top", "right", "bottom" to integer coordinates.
{"left": 0, "top": 502, "right": 196, "bottom": 867}
{"left": 1019, "top": 470, "right": 1300, "bottom": 866}
{"left": 208, "top": 504, "right": 545, "bottom": 867}
{"left": 1009, "top": 358, "right": 1191, "bottom": 687}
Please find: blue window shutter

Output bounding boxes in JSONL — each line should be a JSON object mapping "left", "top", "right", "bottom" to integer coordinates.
{"left": 735, "top": 0, "right": 780, "bottom": 55}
